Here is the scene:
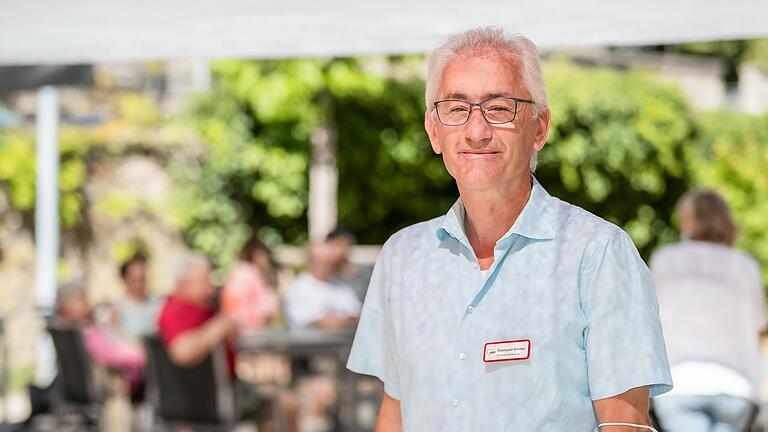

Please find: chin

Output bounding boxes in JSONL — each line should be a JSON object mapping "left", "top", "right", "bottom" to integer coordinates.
{"left": 455, "top": 176, "right": 504, "bottom": 191}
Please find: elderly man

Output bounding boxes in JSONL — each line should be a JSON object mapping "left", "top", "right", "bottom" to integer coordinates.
{"left": 347, "top": 27, "right": 672, "bottom": 431}
{"left": 157, "top": 253, "right": 298, "bottom": 432}
{"left": 157, "top": 253, "right": 238, "bottom": 373}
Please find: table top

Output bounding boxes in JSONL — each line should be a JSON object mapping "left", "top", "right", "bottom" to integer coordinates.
{"left": 237, "top": 328, "right": 355, "bottom": 356}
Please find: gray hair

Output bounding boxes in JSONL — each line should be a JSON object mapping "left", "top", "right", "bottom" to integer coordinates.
{"left": 56, "top": 280, "right": 86, "bottom": 309}
{"left": 425, "top": 27, "right": 549, "bottom": 171}
{"left": 174, "top": 252, "right": 210, "bottom": 284}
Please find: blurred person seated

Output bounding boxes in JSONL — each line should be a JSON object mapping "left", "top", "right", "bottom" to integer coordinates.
{"left": 54, "top": 280, "right": 146, "bottom": 398}
{"left": 284, "top": 227, "right": 361, "bottom": 431}
{"left": 157, "top": 252, "right": 298, "bottom": 432}
{"left": 115, "top": 253, "right": 163, "bottom": 340}
{"left": 221, "top": 235, "right": 281, "bottom": 330}
{"left": 157, "top": 252, "right": 238, "bottom": 373}
{"left": 285, "top": 226, "right": 362, "bottom": 331}
{"left": 651, "top": 190, "right": 766, "bottom": 432}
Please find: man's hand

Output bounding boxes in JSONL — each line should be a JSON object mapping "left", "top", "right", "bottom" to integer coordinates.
{"left": 375, "top": 392, "right": 402, "bottom": 432}
{"left": 313, "top": 313, "right": 358, "bottom": 331}
{"left": 593, "top": 386, "right": 651, "bottom": 430}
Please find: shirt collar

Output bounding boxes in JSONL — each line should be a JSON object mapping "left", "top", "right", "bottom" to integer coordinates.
{"left": 436, "top": 176, "right": 556, "bottom": 244}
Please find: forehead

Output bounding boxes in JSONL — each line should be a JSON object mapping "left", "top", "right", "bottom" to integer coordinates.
{"left": 126, "top": 261, "right": 145, "bottom": 273}
{"left": 438, "top": 52, "right": 523, "bottom": 101}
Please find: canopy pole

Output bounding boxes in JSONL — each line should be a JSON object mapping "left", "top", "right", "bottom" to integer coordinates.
{"left": 35, "top": 85, "right": 59, "bottom": 312}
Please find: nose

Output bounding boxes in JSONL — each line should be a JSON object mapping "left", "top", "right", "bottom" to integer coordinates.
{"left": 464, "top": 106, "right": 493, "bottom": 147}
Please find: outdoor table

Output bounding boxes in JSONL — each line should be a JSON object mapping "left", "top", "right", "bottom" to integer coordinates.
{"left": 238, "top": 328, "right": 355, "bottom": 356}
{"left": 237, "top": 328, "right": 360, "bottom": 431}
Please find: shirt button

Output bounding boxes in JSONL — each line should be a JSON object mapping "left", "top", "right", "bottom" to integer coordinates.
{"left": 467, "top": 305, "right": 475, "bottom": 314}
{"left": 452, "top": 399, "right": 460, "bottom": 407}
{"left": 459, "top": 352, "right": 466, "bottom": 360}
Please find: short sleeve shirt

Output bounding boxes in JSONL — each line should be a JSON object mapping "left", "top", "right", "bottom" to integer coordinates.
{"left": 347, "top": 179, "right": 672, "bottom": 431}
{"left": 285, "top": 273, "right": 362, "bottom": 329}
{"left": 157, "top": 295, "right": 236, "bottom": 375}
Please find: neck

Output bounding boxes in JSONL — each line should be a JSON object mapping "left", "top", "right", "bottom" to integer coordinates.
{"left": 309, "top": 263, "right": 333, "bottom": 282}
{"left": 459, "top": 177, "right": 532, "bottom": 270}
{"left": 127, "top": 292, "right": 146, "bottom": 302}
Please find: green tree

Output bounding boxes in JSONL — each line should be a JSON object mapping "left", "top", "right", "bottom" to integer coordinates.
{"left": 687, "top": 112, "right": 768, "bottom": 283}
{"left": 536, "top": 59, "right": 695, "bottom": 258}
{"left": 175, "top": 57, "right": 456, "bottom": 270}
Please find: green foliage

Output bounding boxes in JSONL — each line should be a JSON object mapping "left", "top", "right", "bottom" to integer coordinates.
{"left": 1, "top": 56, "right": 766, "bottom": 287}
{"left": 175, "top": 57, "right": 453, "bottom": 270}
{"left": 686, "top": 112, "right": 768, "bottom": 283}
{"left": 0, "top": 129, "right": 90, "bottom": 228}
{"left": 537, "top": 59, "right": 694, "bottom": 257}
{"left": 744, "top": 39, "right": 768, "bottom": 71}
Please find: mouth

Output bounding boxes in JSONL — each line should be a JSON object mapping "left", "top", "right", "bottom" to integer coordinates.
{"left": 458, "top": 151, "right": 500, "bottom": 158}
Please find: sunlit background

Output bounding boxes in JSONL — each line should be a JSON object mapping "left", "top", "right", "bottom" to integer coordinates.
{"left": 1, "top": 1, "right": 768, "bottom": 430}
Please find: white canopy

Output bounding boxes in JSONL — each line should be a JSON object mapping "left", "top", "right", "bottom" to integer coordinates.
{"left": 2, "top": 0, "right": 768, "bottom": 65}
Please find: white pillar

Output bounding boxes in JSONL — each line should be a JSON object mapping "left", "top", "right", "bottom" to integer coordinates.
{"left": 308, "top": 125, "right": 338, "bottom": 241}
{"left": 35, "top": 86, "right": 59, "bottom": 311}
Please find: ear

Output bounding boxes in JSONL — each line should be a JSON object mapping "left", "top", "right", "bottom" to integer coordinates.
{"left": 424, "top": 109, "right": 443, "bottom": 155}
{"left": 533, "top": 108, "right": 551, "bottom": 152}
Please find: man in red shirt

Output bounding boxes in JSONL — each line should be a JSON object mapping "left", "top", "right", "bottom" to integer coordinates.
{"left": 157, "top": 252, "right": 298, "bottom": 432}
{"left": 157, "top": 253, "right": 237, "bottom": 373}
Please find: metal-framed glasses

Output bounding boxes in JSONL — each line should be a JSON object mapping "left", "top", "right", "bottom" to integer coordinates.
{"left": 433, "top": 97, "right": 535, "bottom": 126}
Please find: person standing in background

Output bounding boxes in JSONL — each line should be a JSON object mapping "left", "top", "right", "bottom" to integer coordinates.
{"left": 652, "top": 190, "right": 766, "bottom": 431}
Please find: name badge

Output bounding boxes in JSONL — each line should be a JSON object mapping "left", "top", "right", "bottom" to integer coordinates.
{"left": 483, "top": 339, "right": 531, "bottom": 362}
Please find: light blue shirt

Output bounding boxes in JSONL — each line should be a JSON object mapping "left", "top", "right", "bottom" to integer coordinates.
{"left": 347, "top": 179, "right": 672, "bottom": 431}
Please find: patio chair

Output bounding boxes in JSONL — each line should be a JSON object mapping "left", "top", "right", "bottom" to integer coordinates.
{"left": 47, "top": 324, "right": 103, "bottom": 430}
{"left": 143, "top": 334, "right": 235, "bottom": 432}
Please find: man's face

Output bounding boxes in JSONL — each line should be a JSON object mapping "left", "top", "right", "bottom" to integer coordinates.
{"left": 326, "top": 237, "right": 350, "bottom": 270}
{"left": 425, "top": 51, "right": 550, "bottom": 192}
{"left": 179, "top": 263, "right": 215, "bottom": 305}
{"left": 59, "top": 292, "right": 91, "bottom": 323}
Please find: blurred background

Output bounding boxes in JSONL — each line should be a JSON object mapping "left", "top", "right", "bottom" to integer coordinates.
{"left": 1, "top": 1, "right": 768, "bottom": 431}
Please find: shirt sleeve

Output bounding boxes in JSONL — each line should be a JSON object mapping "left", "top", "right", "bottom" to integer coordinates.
{"left": 83, "top": 326, "right": 146, "bottom": 370}
{"left": 580, "top": 230, "right": 673, "bottom": 400}
{"left": 346, "top": 246, "right": 401, "bottom": 399}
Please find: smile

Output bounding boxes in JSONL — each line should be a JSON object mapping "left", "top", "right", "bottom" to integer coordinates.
{"left": 458, "top": 151, "right": 500, "bottom": 158}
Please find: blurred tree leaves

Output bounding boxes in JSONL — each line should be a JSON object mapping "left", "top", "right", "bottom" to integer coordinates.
{"left": 1, "top": 57, "right": 767, "bottom": 284}
{"left": 537, "top": 59, "right": 694, "bottom": 257}
{"left": 686, "top": 112, "right": 768, "bottom": 282}
{"left": 173, "top": 57, "right": 456, "bottom": 269}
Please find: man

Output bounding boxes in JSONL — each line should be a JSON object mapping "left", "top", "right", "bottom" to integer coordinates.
{"left": 157, "top": 252, "right": 238, "bottom": 373}
{"left": 285, "top": 227, "right": 362, "bottom": 331}
{"left": 347, "top": 27, "right": 672, "bottom": 431}
{"left": 115, "top": 254, "right": 162, "bottom": 339}
{"left": 157, "top": 253, "right": 298, "bottom": 432}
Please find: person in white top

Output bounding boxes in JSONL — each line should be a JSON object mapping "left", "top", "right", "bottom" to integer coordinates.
{"left": 115, "top": 254, "right": 162, "bottom": 340}
{"left": 285, "top": 227, "right": 362, "bottom": 330}
{"left": 651, "top": 190, "right": 766, "bottom": 432}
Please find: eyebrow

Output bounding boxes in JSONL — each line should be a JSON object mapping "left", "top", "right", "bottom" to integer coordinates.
{"left": 442, "top": 92, "right": 515, "bottom": 101}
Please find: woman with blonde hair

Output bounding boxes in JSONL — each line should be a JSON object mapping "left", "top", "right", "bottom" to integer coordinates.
{"left": 651, "top": 190, "right": 765, "bottom": 431}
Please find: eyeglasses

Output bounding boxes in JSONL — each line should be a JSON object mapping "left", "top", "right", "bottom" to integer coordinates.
{"left": 433, "top": 97, "right": 535, "bottom": 126}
